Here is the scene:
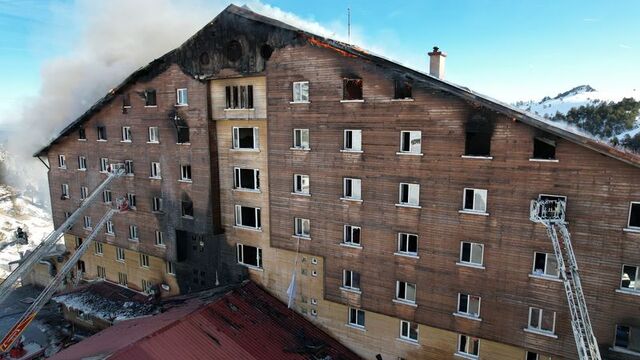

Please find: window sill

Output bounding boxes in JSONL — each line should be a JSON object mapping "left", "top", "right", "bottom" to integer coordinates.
{"left": 396, "top": 337, "right": 419, "bottom": 346}
{"left": 523, "top": 328, "right": 558, "bottom": 339}
{"left": 454, "top": 352, "right": 478, "bottom": 360}
{"left": 144, "top": 105, "right": 157, "bottom": 108}
{"left": 340, "top": 286, "right": 362, "bottom": 294}
{"left": 175, "top": 104, "right": 188, "bottom": 107}
{"left": 116, "top": 260, "right": 125, "bottom": 264}
{"left": 396, "top": 152, "right": 423, "bottom": 156}
{"left": 146, "top": 141, "right": 160, "bottom": 144}
{"left": 230, "top": 148, "right": 260, "bottom": 153}
{"left": 396, "top": 203, "right": 422, "bottom": 209}
{"left": 181, "top": 215, "right": 194, "bottom": 220}
{"left": 149, "top": 177, "right": 162, "bottom": 180}
{"left": 291, "top": 192, "right": 311, "bottom": 197}
{"left": 461, "top": 155, "right": 493, "bottom": 160}
{"left": 234, "top": 188, "right": 261, "bottom": 193}
{"left": 58, "top": 167, "right": 67, "bottom": 170}
{"left": 77, "top": 169, "right": 86, "bottom": 172}
{"left": 615, "top": 288, "right": 640, "bottom": 296}
{"left": 528, "top": 274, "right": 562, "bottom": 282}
{"left": 99, "top": 171, "right": 109, "bottom": 174}
{"left": 178, "top": 179, "right": 193, "bottom": 184}
{"left": 239, "top": 263, "right": 264, "bottom": 272}
{"left": 453, "top": 312, "right": 482, "bottom": 322}
{"left": 176, "top": 142, "right": 191, "bottom": 146}
{"left": 458, "top": 210, "right": 489, "bottom": 216}
{"left": 105, "top": 233, "right": 115, "bottom": 237}
{"left": 391, "top": 98, "right": 415, "bottom": 102}
{"left": 342, "top": 323, "right": 367, "bottom": 333}
{"left": 290, "top": 147, "right": 311, "bottom": 151}
{"left": 151, "top": 211, "right": 164, "bottom": 215}
{"left": 224, "top": 108, "right": 256, "bottom": 112}
{"left": 340, "top": 149, "right": 363, "bottom": 154}
{"left": 292, "top": 235, "right": 311, "bottom": 241}
{"left": 623, "top": 227, "right": 640, "bottom": 234}
{"left": 529, "top": 158, "right": 559, "bottom": 163}
{"left": 140, "top": 266, "right": 150, "bottom": 270}
{"left": 154, "top": 244, "right": 166, "bottom": 249}
{"left": 610, "top": 347, "right": 640, "bottom": 356}
{"left": 392, "top": 299, "right": 417, "bottom": 307}
{"left": 394, "top": 252, "right": 419, "bottom": 259}
{"left": 340, "top": 197, "right": 363, "bottom": 203}
{"left": 340, "top": 99, "right": 364, "bottom": 103}
{"left": 125, "top": 174, "right": 135, "bottom": 177}
{"left": 340, "top": 243, "right": 362, "bottom": 249}
{"left": 83, "top": 227, "right": 93, "bottom": 231}
{"left": 234, "top": 225, "right": 262, "bottom": 232}
{"left": 94, "top": 253, "right": 103, "bottom": 257}
{"left": 290, "top": 101, "right": 310, "bottom": 104}
{"left": 96, "top": 139, "right": 108, "bottom": 142}
{"left": 78, "top": 139, "right": 87, "bottom": 142}
{"left": 128, "top": 238, "right": 139, "bottom": 242}
{"left": 120, "top": 140, "right": 132, "bottom": 143}
{"left": 456, "top": 262, "right": 485, "bottom": 270}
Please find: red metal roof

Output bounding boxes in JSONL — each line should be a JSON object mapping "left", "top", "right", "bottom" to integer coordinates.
{"left": 50, "top": 282, "right": 361, "bottom": 360}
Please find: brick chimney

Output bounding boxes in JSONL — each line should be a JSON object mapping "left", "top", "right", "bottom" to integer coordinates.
{"left": 428, "top": 46, "right": 446, "bottom": 79}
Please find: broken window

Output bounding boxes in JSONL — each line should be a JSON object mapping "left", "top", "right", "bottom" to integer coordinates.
{"left": 620, "top": 265, "right": 638, "bottom": 291}
{"left": 293, "top": 174, "right": 309, "bottom": 194}
{"left": 293, "top": 128, "right": 310, "bottom": 149}
{"left": 615, "top": 325, "right": 640, "bottom": 353}
{"left": 150, "top": 162, "right": 161, "bottom": 179}
{"left": 399, "top": 183, "right": 420, "bottom": 206}
{"left": 97, "top": 126, "right": 107, "bottom": 141}
{"left": 122, "top": 93, "right": 131, "bottom": 108}
{"left": 628, "top": 202, "right": 640, "bottom": 229}
{"left": 342, "top": 270, "right": 360, "bottom": 290}
{"left": 144, "top": 89, "right": 157, "bottom": 106}
{"left": 460, "top": 242, "right": 484, "bottom": 266}
{"left": 294, "top": 217, "right": 310, "bottom": 238}
{"left": 532, "top": 252, "right": 559, "bottom": 278}
{"left": 225, "top": 85, "right": 254, "bottom": 109}
{"left": 400, "top": 320, "right": 418, "bottom": 342}
{"left": 394, "top": 80, "right": 412, "bottom": 99}
{"left": 458, "top": 335, "right": 479, "bottom": 357}
{"left": 397, "top": 233, "right": 418, "bottom": 255}
{"left": 343, "top": 129, "right": 362, "bottom": 151}
{"left": 343, "top": 78, "right": 363, "bottom": 100}
{"left": 181, "top": 200, "right": 194, "bottom": 218}
{"left": 176, "top": 88, "right": 188, "bottom": 106}
{"left": 396, "top": 281, "right": 416, "bottom": 303}
{"left": 237, "top": 244, "right": 262, "bottom": 268}
{"left": 463, "top": 188, "right": 488, "bottom": 213}
{"left": 232, "top": 127, "right": 258, "bottom": 149}
{"left": 180, "top": 165, "right": 192, "bottom": 181}
{"left": 343, "top": 225, "right": 361, "bottom": 246}
{"left": 400, "top": 131, "right": 421, "bottom": 154}
{"left": 348, "top": 308, "right": 365, "bottom": 328}
{"left": 457, "top": 293, "right": 481, "bottom": 318}
{"left": 528, "top": 307, "right": 556, "bottom": 334}
{"left": 465, "top": 114, "right": 492, "bottom": 156}
{"left": 128, "top": 225, "right": 138, "bottom": 240}
{"left": 78, "top": 127, "right": 86, "bottom": 140}
{"left": 234, "top": 168, "right": 259, "bottom": 190}
{"left": 343, "top": 178, "right": 361, "bottom": 200}
{"left": 533, "top": 137, "right": 556, "bottom": 160}
{"left": 235, "top": 205, "right": 261, "bottom": 229}
{"left": 292, "top": 81, "right": 309, "bottom": 102}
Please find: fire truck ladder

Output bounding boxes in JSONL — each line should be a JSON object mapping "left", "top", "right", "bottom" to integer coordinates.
{"left": 530, "top": 200, "right": 602, "bottom": 360}
{"left": 0, "top": 166, "right": 125, "bottom": 307}
{"left": 0, "top": 203, "right": 126, "bottom": 353}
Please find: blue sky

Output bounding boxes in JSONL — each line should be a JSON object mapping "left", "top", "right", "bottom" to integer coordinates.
{"left": 1, "top": 0, "right": 639, "bottom": 124}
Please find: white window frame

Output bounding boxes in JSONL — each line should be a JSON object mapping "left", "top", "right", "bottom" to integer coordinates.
{"left": 400, "top": 320, "right": 419, "bottom": 343}
{"left": 166, "top": 261, "right": 175, "bottom": 275}
{"left": 459, "top": 242, "right": 484, "bottom": 267}
{"left": 78, "top": 156, "right": 87, "bottom": 171}
{"left": 128, "top": 225, "right": 138, "bottom": 241}
{"left": 155, "top": 231, "right": 164, "bottom": 246}
{"left": 152, "top": 197, "right": 163, "bottom": 212}
{"left": 348, "top": 307, "right": 365, "bottom": 328}
{"left": 457, "top": 293, "right": 482, "bottom": 319}
{"left": 148, "top": 126, "right": 159, "bottom": 143}
{"left": 118, "top": 272, "right": 128, "bottom": 286}
{"left": 150, "top": 161, "right": 161, "bottom": 179}
{"left": 342, "top": 178, "right": 362, "bottom": 201}
{"left": 628, "top": 202, "right": 640, "bottom": 230}
{"left": 527, "top": 307, "right": 556, "bottom": 335}
{"left": 294, "top": 217, "right": 311, "bottom": 238}
{"left": 100, "top": 158, "right": 109, "bottom": 172}
{"left": 80, "top": 186, "right": 88, "bottom": 200}
{"left": 61, "top": 184, "right": 69, "bottom": 199}
{"left": 140, "top": 253, "right": 150, "bottom": 268}
{"left": 232, "top": 127, "right": 259, "bottom": 150}
{"left": 105, "top": 220, "right": 114, "bottom": 235}
{"left": 121, "top": 126, "right": 132, "bottom": 142}
{"left": 293, "top": 174, "right": 309, "bottom": 195}
{"left": 620, "top": 264, "right": 639, "bottom": 292}
{"left": 292, "top": 129, "right": 310, "bottom": 150}
{"left": 396, "top": 281, "right": 417, "bottom": 304}
{"left": 124, "top": 160, "right": 134, "bottom": 176}
{"left": 97, "top": 265, "right": 106, "bottom": 279}
{"left": 94, "top": 242, "right": 103, "bottom": 256}
{"left": 457, "top": 334, "right": 480, "bottom": 358}
{"left": 343, "top": 225, "right": 361, "bottom": 246}
{"left": 342, "top": 269, "right": 360, "bottom": 290}
{"left": 236, "top": 243, "right": 263, "bottom": 268}
{"left": 103, "top": 190, "right": 112, "bottom": 203}
{"left": 343, "top": 129, "right": 362, "bottom": 152}
{"left": 532, "top": 252, "right": 559, "bottom": 278}
{"left": 399, "top": 131, "right": 422, "bottom": 154}
{"left": 176, "top": 88, "right": 188, "bottom": 106}
{"left": 180, "top": 165, "right": 192, "bottom": 182}
{"left": 58, "top": 154, "right": 66, "bottom": 168}
{"left": 234, "top": 167, "right": 259, "bottom": 191}
{"left": 234, "top": 205, "right": 261, "bottom": 230}
{"left": 292, "top": 81, "right": 309, "bottom": 103}
{"left": 116, "top": 247, "right": 125, "bottom": 262}
{"left": 83, "top": 216, "right": 91, "bottom": 230}
{"left": 462, "top": 188, "right": 488, "bottom": 214}
{"left": 398, "top": 183, "right": 420, "bottom": 207}
{"left": 127, "top": 193, "right": 136, "bottom": 209}
{"left": 397, "top": 233, "right": 418, "bottom": 256}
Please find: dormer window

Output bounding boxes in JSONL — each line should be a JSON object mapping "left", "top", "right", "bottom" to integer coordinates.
{"left": 394, "top": 80, "right": 412, "bottom": 99}
{"left": 343, "top": 78, "right": 363, "bottom": 100}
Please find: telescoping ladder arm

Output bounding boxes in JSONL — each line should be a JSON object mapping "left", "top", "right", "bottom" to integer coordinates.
{"left": 0, "top": 168, "right": 124, "bottom": 307}
{"left": 0, "top": 208, "right": 118, "bottom": 353}
{"left": 530, "top": 200, "right": 601, "bottom": 360}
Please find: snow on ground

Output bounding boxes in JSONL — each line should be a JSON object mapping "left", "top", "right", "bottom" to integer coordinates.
{"left": 53, "top": 290, "right": 158, "bottom": 322}
{"left": 0, "top": 184, "right": 53, "bottom": 279}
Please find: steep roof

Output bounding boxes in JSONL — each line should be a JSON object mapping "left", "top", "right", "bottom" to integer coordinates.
{"left": 35, "top": 4, "right": 640, "bottom": 168}
{"left": 49, "top": 281, "right": 362, "bottom": 360}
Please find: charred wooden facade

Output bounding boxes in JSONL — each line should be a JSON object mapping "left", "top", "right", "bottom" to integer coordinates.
{"left": 37, "top": 5, "right": 640, "bottom": 360}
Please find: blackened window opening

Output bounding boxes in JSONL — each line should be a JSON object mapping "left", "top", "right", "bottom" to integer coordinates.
{"left": 97, "top": 126, "right": 107, "bottom": 140}
{"left": 225, "top": 85, "right": 254, "bottom": 109}
{"left": 78, "top": 127, "right": 86, "bottom": 140}
{"left": 465, "top": 115, "right": 492, "bottom": 156}
{"left": 173, "top": 115, "right": 190, "bottom": 143}
{"left": 182, "top": 201, "right": 194, "bottom": 218}
{"left": 238, "top": 128, "right": 254, "bottom": 148}
{"left": 629, "top": 203, "right": 640, "bottom": 228}
{"left": 241, "top": 208, "right": 257, "bottom": 228}
{"left": 122, "top": 93, "right": 131, "bottom": 108}
{"left": 394, "top": 80, "right": 412, "bottom": 99}
{"left": 343, "top": 78, "right": 363, "bottom": 100}
{"left": 533, "top": 137, "right": 556, "bottom": 159}
{"left": 144, "top": 89, "right": 157, "bottom": 106}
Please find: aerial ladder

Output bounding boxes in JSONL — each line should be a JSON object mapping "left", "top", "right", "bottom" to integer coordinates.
{"left": 530, "top": 199, "right": 602, "bottom": 360}
{"left": 0, "top": 166, "right": 125, "bottom": 307}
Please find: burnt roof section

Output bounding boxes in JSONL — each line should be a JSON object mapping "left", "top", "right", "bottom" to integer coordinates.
{"left": 35, "top": 4, "right": 640, "bottom": 168}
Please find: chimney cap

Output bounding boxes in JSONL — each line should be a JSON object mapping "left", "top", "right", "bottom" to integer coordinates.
{"left": 428, "top": 46, "right": 446, "bottom": 57}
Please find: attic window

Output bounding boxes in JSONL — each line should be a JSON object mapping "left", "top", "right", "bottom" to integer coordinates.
{"left": 78, "top": 127, "right": 86, "bottom": 140}
{"left": 343, "top": 78, "right": 363, "bottom": 100}
{"left": 122, "top": 93, "right": 131, "bottom": 108}
{"left": 464, "top": 114, "right": 492, "bottom": 157}
{"left": 394, "top": 80, "right": 412, "bottom": 99}
{"left": 533, "top": 137, "right": 556, "bottom": 160}
{"left": 144, "top": 90, "right": 157, "bottom": 107}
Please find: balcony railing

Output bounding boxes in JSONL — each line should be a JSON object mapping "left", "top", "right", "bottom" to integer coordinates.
{"left": 530, "top": 199, "right": 566, "bottom": 223}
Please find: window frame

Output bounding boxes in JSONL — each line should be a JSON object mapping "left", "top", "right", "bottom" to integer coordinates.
{"left": 457, "top": 334, "right": 480, "bottom": 358}
{"left": 457, "top": 293, "right": 482, "bottom": 319}
{"left": 148, "top": 126, "right": 159, "bottom": 143}
{"left": 150, "top": 162, "right": 161, "bottom": 179}
{"left": 232, "top": 127, "right": 259, "bottom": 150}
{"left": 83, "top": 216, "right": 92, "bottom": 230}
{"left": 293, "top": 174, "right": 310, "bottom": 195}
{"left": 532, "top": 137, "right": 557, "bottom": 160}
{"left": 294, "top": 217, "right": 311, "bottom": 238}
{"left": 342, "top": 269, "right": 361, "bottom": 291}
{"left": 343, "top": 129, "right": 362, "bottom": 152}
{"left": 152, "top": 197, "right": 163, "bottom": 212}
{"left": 155, "top": 231, "right": 164, "bottom": 246}
{"left": 116, "top": 247, "right": 125, "bottom": 262}
{"left": 78, "top": 156, "right": 87, "bottom": 171}
{"left": 181, "top": 200, "right": 194, "bottom": 218}
{"left": 343, "top": 225, "right": 361, "bottom": 246}
{"left": 462, "top": 188, "right": 488, "bottom": 214}
{"left": 399, "top": 320, "right": 419, "bottom": 343}
{"left": 176, "top": 88, "right": 188, "bottom": 106}
{"left": 459, "top": 241, "right": 484, "bottom": 267}
{"left": 342, "top": 177, "right": 362, "bottom": 201}
{"left": 292, "top": 81, "right": 310, "bottom": 103}
{"left": 97, "top": 126, "right": 107, "bottom": 141}
{"left": 121, "top": 126, "right": 132, "bottom": 142}
{"left": 532, "top": 252, "right": 560, "bottom": 278}
{"left": 140, "top": 253, "right": 150, "bottom": 268}
{"left": 58, "top": 154, "right": 66, "bottom": 168}
{"left": 620, "top": 264, "right": 639, "bottom": 292}
{"left": 236, "top": 243, "right": 263, "bottom": 268}
{"left": 124, "top": 160, "right": 134, "bottom": 176}
{"left": 347, "top": 307, "right": 365, "bottom": 328}
{"left": 105, "top": 220, "right": 114, "bottom": 235}
{"left": 225, "top": 85, "right": 254, "bottom": 109}
{"left": 398, "top": 183, "right": 420, "bottom": 207}
{"left": 628, "top": 202, "right": 640, "bottom": 230}
{"left": 527, "top": 307, "right": 556, "bottom": 335}
{"left": 100, "top": 158, "right": 109, "bottom": 172}
{"left": 399, "top": 131, "right": 422, "bottom": 154}
{"left": 61, "top": 184, "right": 69, "bottom": 199}
{"left": 292, "top": 128, "right": 310, "bottom": 150}
{"left": 166, "top": 261, "right": 176, "bottom": 275}
{"left": 396, "top": 280, "right": 417, "bottom": 304}
{"left": 397, "top": 232, "right": 418, "bottom": 256}
{"left": 128, "top": 225, "right": 138, "bottom": 241}
{"left": 80, "top": 186, "right": 88, "bottom": 200}
{"left": 234, "top": 167, "right": 259, "bottom": 191}
{"left": 180, "top": 165, "right": 192, "bottom": 182}
{"left": 103, "top": 190, "right": 112, "bottom": 203}
{"left": 234, "top": 205, "right": 262, "bottom": 230}
{"left": 144, "top": 89, "right": 157, "bottom": 107}
{"left": 97, "top": 265, "right": 106, "bottom": 279}
{"left": 94, "top": 242, "right": 103, "bottom": 256}
{"left": 614, "top": 324, "right": 640, "bottom": 353}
